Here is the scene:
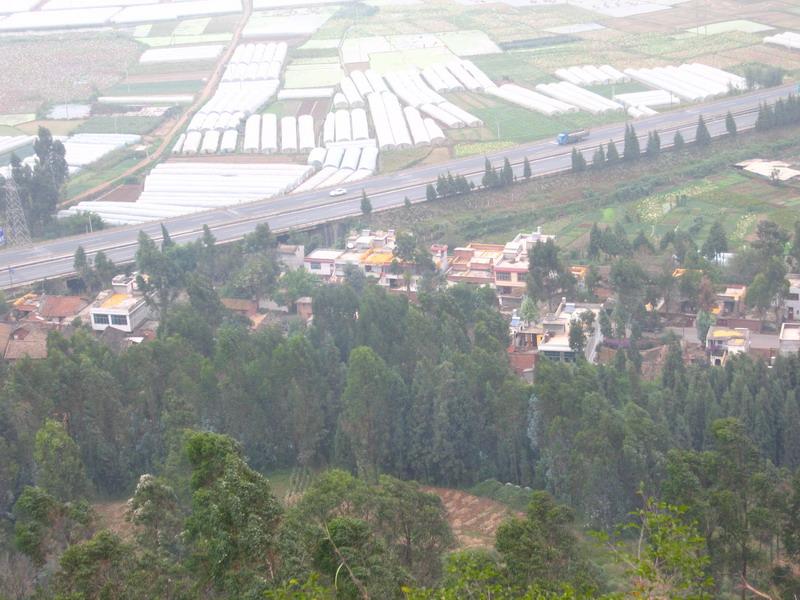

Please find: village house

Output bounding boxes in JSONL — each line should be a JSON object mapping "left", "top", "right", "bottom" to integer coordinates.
{"left": 779, "top": 322, "right": 800, "bottom": 356}
{"left": 89, "top": 273, "right": 153, "bottom": 333}
{"left": 304, "top": 230, "right": 447, "bottom": 293}
{"left": 715, "top": 284, "right": 747, "bottom": 316}
{"left": 785, "top": 274, "right": 800, "bottom": 322}
{"left": 4, "top": 325, "right": 49, "bottom": 362}
{"left": 508, "top": 299, "right": 605, "bottom": 377}
{"left": 706, "top": 326, "right": 751, "bottom": 366}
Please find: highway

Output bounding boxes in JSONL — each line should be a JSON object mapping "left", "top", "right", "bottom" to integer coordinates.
{"left": 0, "top": 82, "right": 795, "bottom": 290}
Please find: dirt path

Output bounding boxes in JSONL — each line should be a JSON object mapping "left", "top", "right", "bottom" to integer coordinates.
{"left": 63, "top": 0, "right": 254, "bottom": 207}
{"left": 424, "top": 486, "right": 521, "bottom": 549}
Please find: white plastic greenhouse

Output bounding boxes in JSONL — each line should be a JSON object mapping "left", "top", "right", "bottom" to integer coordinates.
{"left": 461, "top": 60, "right": 495, "bottom": 90}
{"left": 368, "top": 93, "right": 395, "bottom": 151}
{"left": 445, "top": 61, "right": 480, "bottom": 91}
{"left": 351, "top": 108, "right": 369, "bottom": 141}
{"left": 419, "top": 103, "right": 462, "bottom": 129}
{"left": 536, "top": 82, "right": 623, "bottom": 114}
{"left": 182, "top": 131, "right": 203, "bottom": 155}
{"left": 333, "top": 93, "right": 349, "bottom": 110}
{"left": 298, "top": 115, "right": 316, "bottom": 152}
{"left": 340, "top": 147, "right": 362, "bottom": 171}
{"left": 293, "top": 166, "right": 339, "bottom": 193}
{"left": 340, "top": 77, "right": 364, "bottom": 108}
{"left": 172, "top": 134, "right": 186, "bottom": 154}
{"left": 403, "top": 106, "right": 430, "bottom": 147}
{"left": 358, "top": 146, "right": 379, "bottom": 172}
{"left": 243, "top": 114, "right": 261, "bottom": 152}
{"left": 324, "top": 146, "right": 345, "bottom": 169}
{"left": 280, "top": 116, "right": 298, "bottom": 153}
{"left": 351, "top": 70, "right": 374, "bottom": 97}
{"left": 382, "top": 92, "right": 412, "bottom": 149}
{"left": 323, "top": 113, "right": 336, "bottom": 145}
{"left": 365, "top": 70, "right": 389, "bottom": 95}
{"left": 423, "top": 118, "right": 445, "bottom": 145}
{"left": 261, "top": 113, "right": 278, "bottom": 153}
{"left": 764, "top": 31, "right": 800, "bottom": 50}
{"left": 62, "top": 161, "right": 313, "bottom": 225}
{"left": 486, "top": 84, "right": 576, "bottom": 116}
{"left": 201, "top": 130, "right": 221, "bottom": 154}
{"left": 624, "top": 64, "right": 745, "bottom": 102}
{"left": 335, "top": 110, "right": 352, "bottom": 143}
{"left": 307, "top": 147, "right": 327, "bottom": 169}
{"left": 220, "top": 129, "right": 238, "bottom": 153}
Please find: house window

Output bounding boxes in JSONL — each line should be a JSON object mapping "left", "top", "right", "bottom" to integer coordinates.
{"left": 93, "top": 313, "right": 109, "bottom": 325}
{"left": 496, "top": 272, "right": 511, "bottom": 281}
{"left": 111, "top": 314, "right": 128, "bottom": 327}
{"left": 788, "top": 293, "right": 799, "bottom": 301}
{"left": 310, "top": 262, "right": 321, "bottom": 270}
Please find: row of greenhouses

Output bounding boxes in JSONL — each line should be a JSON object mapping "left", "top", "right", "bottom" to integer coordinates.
{"left": 60, "top": 161, "right": 313, "bottom": 224}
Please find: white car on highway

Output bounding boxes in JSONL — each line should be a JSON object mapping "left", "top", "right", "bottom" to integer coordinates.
{"left": 329, "top": 188, "right": 347, "bottom": 197}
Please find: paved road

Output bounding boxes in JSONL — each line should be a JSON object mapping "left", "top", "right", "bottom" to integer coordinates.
{"left": 0, "top": 83, "right": 795, "bottom": 289}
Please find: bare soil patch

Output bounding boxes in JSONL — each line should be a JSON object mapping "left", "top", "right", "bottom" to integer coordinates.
{"left": 93, "top": 500, "right": 135, "bottom": 541}
{"left": 424, "top": 486, "right": 520, "bottom": 549}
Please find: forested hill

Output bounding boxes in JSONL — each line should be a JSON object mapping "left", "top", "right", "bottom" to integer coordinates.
{"left": 3, "top": 235, "right": 800, "bottom": 597}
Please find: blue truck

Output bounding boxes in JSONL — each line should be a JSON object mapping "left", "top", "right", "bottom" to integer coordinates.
{"left": 556, "top": 128, "right": 590, "bottom": 145}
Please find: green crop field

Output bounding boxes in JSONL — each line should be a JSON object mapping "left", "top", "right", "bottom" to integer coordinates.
{"left": 75, "top": 116, "right": 164, "bottom": 135}
{"left": 105, "top": 79, "right": 204, "bottom": 96}
{"left": 365, "top": 125, "right": 800, "bottom": 252}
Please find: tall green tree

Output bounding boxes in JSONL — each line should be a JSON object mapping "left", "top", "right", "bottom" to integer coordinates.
{"left": 673, "top": 130, "right": 685, "bottom": 150}
{"left": 527, "top": 240, "right": 575, "bottom": 310}
{"left": 725, "top": 111, "right": 737, "bottom": 136}
{"left": 495, "top": 491, "right": 601, "bottom": 595}
{"left": 606, "top": 140, "right": 620, "bottom": 163}
{"left": 695, "top": 115, "right": 711, "bottom": 147}
{"left": 701, "top": 221, "right": 728, "bottom": 259}
{"left": 571, "top": 148, "right": 586, "bottom": 172}
{"left": 523, "top": 156, "right": 532, "bottom": 179}
{"left": 184, "top": 431, "right": 283, "bottom": 594}
{"left": 33, "top": 419, "right": 91, "bottom": 502}
{"left": 135, "top": 230, "right": 185, "bottom": 329}
{"left": 592, "top": 144, "right": 606, "bottom": 169}
{"left": 339, "top": 347, "right": 399, "bottom": 482}
{"left": 623, "top": 124, "right": 640, "bottom": 161}
{"left": 361, "top": 190, "right": 372, "bottom": 216}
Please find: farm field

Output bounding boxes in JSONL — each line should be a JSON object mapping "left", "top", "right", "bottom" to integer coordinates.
{"left": 0, "top": 0, "right": 800, "bottom": 220}
{"left": 0, "top": 33, "right": 141, "bottom": 113}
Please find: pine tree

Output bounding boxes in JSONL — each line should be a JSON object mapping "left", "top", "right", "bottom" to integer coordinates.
{"left": 701, "top": 221, "right": 728, "bottom": 259}
{"left": 725, "top": 110, "right": 737, "bottom": 136}
{"left": 404, "top": 196, "right": 412, "bottom": 210}
{"left": 481, "top": 158, "right": 498, "bottom": 188}
{"left": 673, "top": 130, "right": 685, "bottom": 150}
{"left": 160, "top": 223, "right": 173, "bottom": 250}
{"left": 645, "top": 131, "right": 661, "bottom": 157}
{"left": 426, "top": 183, "right": 437, "bottom": 202}
{"left": 571, "top": 148, "right": 586, "bottom": 172}
{"left": 501, "top": 157, "right": 514, "bottom": 186}
{"left": 623, "top": 124, "right": 640, "bottom": 161}
{"left": 588, "top": 223, "right": 602, "bottom": 259}
{"left": 592, "top": 144, "right": 606, "bottom": 169}
{"left": 523, "top": 156, "right": 531, "bottom": 179}
{"left": 606, "top": 140, "right": 620, "bottom": 163}
{"left": 695, "top": 115, "right": 711, "bottom": 147}
{"left": 360, "top": 190, "right": 372, "bottom": 216}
